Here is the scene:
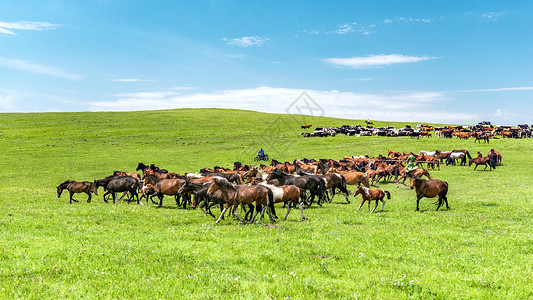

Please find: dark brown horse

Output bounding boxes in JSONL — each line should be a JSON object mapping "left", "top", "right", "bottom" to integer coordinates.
{"left": 207, "top": 178, "right": 275, "bottom": 224}
{"left": 488, "top": 149, "right": 502, "bottom": 165}
{"left": 410, "top": 177, "right": 449, "bottom": 211}
{"left": 353, "top": 186, "right": 390, "bottom": 213}
{"left": 57, "top": 180, "right": 98, "bottom": 204}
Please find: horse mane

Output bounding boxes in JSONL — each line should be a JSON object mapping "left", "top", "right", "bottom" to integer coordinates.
{"left": 58, "top": 180, "right": 74, "bottom": 188}
{"left": 214, "top": 177, "right": 237, "bottom": 192}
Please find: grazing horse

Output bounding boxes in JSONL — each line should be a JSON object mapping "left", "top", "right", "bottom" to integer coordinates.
{"left": 410, "top": 178, "right": 449, "bottom": 211}
{"left": 469, "top": 156, "right": 495, "bottom": 171}
{"left": 353, "top": 186, "right": 390, "bottom": 213}
{"left": 207, "top": 178, "right": 275, "bottom": 224}
{"left": 57, "top": 180, "right": 98, "bottom": 204}
{"left": 259, "top": 183, "right": 306, "bottom": 221}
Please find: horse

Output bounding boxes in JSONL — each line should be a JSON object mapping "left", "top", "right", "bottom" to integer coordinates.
{"left": 326, "top": 169, "right": 370, "bottom": 188}
{"left": 410, "top": 177, "right": 449, "bottom": 211}
{"left": 178, "top": 178, "right": 225, "bottom": 219}
{"left": 259, "top": 183, "right": 306, "bottom": 221}
{"left": 266, "top": 169, "right": 326, "bottom": 207}
{"left": 113, "top": 171, "right": 141, "bottom": 180}
{"left": 207, "top": 178, "right": 275, "bottom": 224}
{"left": 353, "top": 186, "right": 390, "bottom": 213}
{"left": 301, "top": 125, "right": 312, "bottom": 129}
{"left": 95, "top": 175, "right": 142, "bottom": 204}
{"left": 445, "top": 152, "right": 467, "bottom": 166}
{"left": 434, "top": 150, "right": 451, "bottom": 163}
{"left": 469, "top": 156, "right": 495, "bottom": 171}
{"left": 319, "top": 173, "right": 350, "bottom": 204}
{"left": 145, "top": 178, "right": 187, "bottom": 208}
{"left": 57, "top": 180, "right": 98, "bottom": 204}
{"left": 488, "top": 149, "right": 502, "bottom": 165}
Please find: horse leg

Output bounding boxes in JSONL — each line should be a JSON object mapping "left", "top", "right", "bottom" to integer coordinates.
{"left": 215, "top": 205, "right": 230, "bottom": 224}
{"left": 443, "top": 196, "right": 450, "bottom": 210}
{"left": 298, "top": 203, "right": 307, "bottom": 220}
{"left": 69, "top": 191, "right": 75, "bottom": 204}
{"left": 86, "top": 192, "right": 91, "bottom": 203}
{"left": 380, "top": 199, "right": 386, "bottom": 212}
{"left": 157, "top": 194, "right": 164, "bottom": 208}
{"left": 234, "top": 204, "right": 249, "bottom": 223}
{"left": 283, "top": 201, "right": 292, "bottom": 221}
{"left": 416, "top": 196, "right": 423, "bottom": 211}
{"left": 355, "top": 200, "right": 365, "bottom": 212}
{"left": 367, "top": 201, "right": 371, "bottom": 213}
{"left": 436, "top": 198, "right": 443, "bottom": 211}
{"left": 371, "top": 200, "right": 379, "bottom": 213}
{"left": 103, "top": 191, "right": 110, "bottom": 203}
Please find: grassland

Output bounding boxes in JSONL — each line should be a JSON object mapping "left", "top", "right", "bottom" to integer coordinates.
{"left": 0, "top": 108, "right": 531, "bottom": 299}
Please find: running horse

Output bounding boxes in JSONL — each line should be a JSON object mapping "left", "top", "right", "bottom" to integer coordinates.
{"left": 57, "top": 180, "right": 98, "bottom": 204}
{"left": 410, "top": 177, "right": 449, "bottom": 211}
{"left": 207, "top": 178, "right": 275, "bottom": 224}
{"left": 353, "top": 186, "right": 390, "bottom": 213}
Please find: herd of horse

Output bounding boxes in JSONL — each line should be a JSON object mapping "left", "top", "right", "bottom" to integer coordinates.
{"left": 56, "top": 148, "right": 502, "bottom": 224}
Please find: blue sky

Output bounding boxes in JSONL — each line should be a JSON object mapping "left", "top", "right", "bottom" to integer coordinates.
{"left": 1, "top": 1, "right": 532, "bottom": 125}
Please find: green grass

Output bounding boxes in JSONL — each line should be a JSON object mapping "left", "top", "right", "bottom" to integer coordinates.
{"left": 0, "top": 108, "right": 531, "bottom": 299}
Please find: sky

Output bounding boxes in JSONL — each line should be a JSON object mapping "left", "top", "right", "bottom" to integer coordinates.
{"left": 1, "top": 0, "right": 532, "bottom": 125}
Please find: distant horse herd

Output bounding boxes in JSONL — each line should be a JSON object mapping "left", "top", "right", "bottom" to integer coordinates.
{"left": 57, "top": 148, "right": 502, "bottom": 224}
{"left": 302, "top": 123, "right": 533, "bottom": 140}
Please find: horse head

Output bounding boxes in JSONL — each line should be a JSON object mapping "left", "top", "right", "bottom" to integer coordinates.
{"left": 56, "top": 186, "right": 63, "bottom": 198}
{"left": 91, "top": 181, "right": 99, "bottom": 196}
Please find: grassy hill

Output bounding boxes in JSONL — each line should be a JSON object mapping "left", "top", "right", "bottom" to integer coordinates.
{"left": 0, "top": 108, "right": 531, "bottom": 299}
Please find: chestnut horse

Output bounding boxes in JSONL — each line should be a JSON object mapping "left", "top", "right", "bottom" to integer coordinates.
{"left": 207, "top": 178, "right": 275, "bottom": 224}
{"left": 57, "top": 180, "right": 98, "bottom": 204}
{"left": 410, "top": 177, "right": 449, "bottom": 211}
{"left": 469, "top": 156, "right": 495, "bottom": 171}
{"left": 353, "top": 186, "right": 390, "bottom": 213}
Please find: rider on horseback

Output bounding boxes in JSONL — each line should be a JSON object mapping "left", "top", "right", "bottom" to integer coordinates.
{"left": 405, "top": 153, "right": 419, "bottom": 178}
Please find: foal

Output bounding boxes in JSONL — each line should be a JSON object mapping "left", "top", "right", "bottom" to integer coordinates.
{"left": 353, "top": 186, "right": 391, "bottom": 213}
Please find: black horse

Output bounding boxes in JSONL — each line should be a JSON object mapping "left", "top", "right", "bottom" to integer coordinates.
{"left": 266, "top": 169, "right": 326, "bottom": 207}
{"left": 95, "top": 175, "right": 142, "bottom": 204}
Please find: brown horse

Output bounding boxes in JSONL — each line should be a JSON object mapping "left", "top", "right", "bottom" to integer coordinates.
{"left": 410, "top": 177, "right": 449, "bottom": 211}
{"left": 469, "top": 156, "right": 495, "bottom": 171}
{"left": 327, "top": 169, "right": 369, "bottom": 188}
{"left": 207, "top": 178, "right": 275, "bottom": 224}
{"left": 57, "top": 180, "right": 98, "bottom": 204}
{"left": 353, "top": 186, "right": 390, "bottom": 213}
{"left": 260, "top": 183, "right": 306, "bottom": 221}
{"left": 113, "top": 171, "right": 141, "bottom": 180}
{"left": 144, "top": 178, "right": 185, "bottom": 208}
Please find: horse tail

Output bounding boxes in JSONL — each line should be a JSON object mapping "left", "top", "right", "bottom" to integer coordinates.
{"left": 339, "top": 175, "right": 349, "bottom": 194}
{"left": 384, "top": 191, "right": 391, "bottom": 200}
{"left": 466, "top": 150, "right": 472, "bottom": 159}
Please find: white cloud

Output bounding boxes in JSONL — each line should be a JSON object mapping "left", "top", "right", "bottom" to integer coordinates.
{"left": 88, "top": 86, "right": 477, "bottom": 123}
{"left": 222, "top": 36, "right": 269, "bottom": 48}
{"left": 111, "top": 78, "right": 156, "bottom": 82}
{"left": 324, "top": 54, "right": 434, "bottom": 69}
{"left": 483, "top": 12, "right": 503, "bottom": 21}
{"left": 385, "top": 17, "right": 433, "bottom": 24}
{"left": 0, "top": 57, "right": 82, "bottom": 80}
{"left": 460, "top": 87, "right": 533, "bottom": 93}
{"left": 0, "top": 21, "right": 59, "bottom": 35}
